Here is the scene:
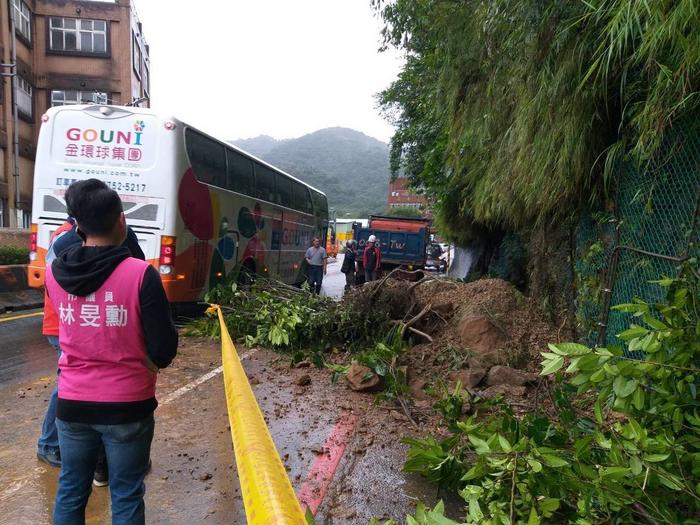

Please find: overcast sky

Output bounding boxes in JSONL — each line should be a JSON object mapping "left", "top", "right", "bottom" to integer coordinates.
{"left": 134, "top": 1, "right": 402, "bottom": 143}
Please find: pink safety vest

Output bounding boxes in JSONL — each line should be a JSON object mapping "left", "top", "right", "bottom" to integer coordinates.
{"left": 45, "top": 257, "right": 156, "bottom": 403}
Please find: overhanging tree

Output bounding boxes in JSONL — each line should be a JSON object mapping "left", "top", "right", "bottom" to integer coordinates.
{"left": 373, "top": 0, "right": 700, "bottom": 245}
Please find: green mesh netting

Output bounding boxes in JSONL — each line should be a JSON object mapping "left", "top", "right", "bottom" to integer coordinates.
{"left": 600, "top": 120, "right": 700, "bottom": 347}
{"left": 575, "top": 212, "right": 616, "bottom": 345}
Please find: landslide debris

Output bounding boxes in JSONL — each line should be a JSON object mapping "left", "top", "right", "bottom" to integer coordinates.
{"left": 341, "top": 276, "right": 570, "bottom": 409}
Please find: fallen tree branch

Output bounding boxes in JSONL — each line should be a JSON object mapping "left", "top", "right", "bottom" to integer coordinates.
{"left": 404, "top": 302, "right": 432, "bottom": 330}
{"left": 397, "top": 396, "right": 419, "bottom": 428}
{"left": 407, "top": 326, "right": 433, "bottom": 342}
{"left": 369, "top": 266, "right": 402, "bottom": 299}
{"left": 408, "top": 275, "right": 436, "bottom": 294}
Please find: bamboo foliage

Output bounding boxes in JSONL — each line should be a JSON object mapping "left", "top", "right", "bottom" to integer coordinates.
{"left": 374, "top": 0, "right": 700, "bottom": 244}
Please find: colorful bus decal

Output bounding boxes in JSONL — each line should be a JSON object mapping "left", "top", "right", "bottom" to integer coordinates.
{"left": 177, "top": 168, "right": 272, "bottom": 290}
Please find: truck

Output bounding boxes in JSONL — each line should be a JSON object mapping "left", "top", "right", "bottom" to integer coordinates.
{"left": 354, "top": 215, "right": 430, "bottom": 281}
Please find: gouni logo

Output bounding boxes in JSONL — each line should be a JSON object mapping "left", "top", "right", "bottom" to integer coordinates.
{"left": 133, "top": 120, "right": 146, "bottom": 132}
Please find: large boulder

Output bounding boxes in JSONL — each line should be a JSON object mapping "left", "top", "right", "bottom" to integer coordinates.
{"left": 448, "top": 367, "right": 487, "bottom": 389}
{"left": 486, "top": 366, "right": 538, "bottom": 387}
{"left": 458, "top": 315, "right": 507, "bottom": 353}
{"left": 346, "top": 363, "right": 382, "bottom": 392}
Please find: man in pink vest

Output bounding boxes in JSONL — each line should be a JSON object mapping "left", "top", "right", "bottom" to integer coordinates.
{"left": 45, "top": 179, "right": 178, "bottom": 525}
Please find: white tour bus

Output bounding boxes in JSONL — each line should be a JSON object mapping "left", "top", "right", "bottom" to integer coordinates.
{"left": 29, "top": 104, "right": 329, "bottom": 303}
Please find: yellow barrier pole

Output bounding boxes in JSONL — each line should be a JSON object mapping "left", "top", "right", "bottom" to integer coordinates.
{"left": 209, "top": 305, "right": 307, "bottom": 525}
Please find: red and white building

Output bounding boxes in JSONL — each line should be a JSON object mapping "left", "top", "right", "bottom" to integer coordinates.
{"left": 387, "top": 177, "right": 428, "bottom": 213}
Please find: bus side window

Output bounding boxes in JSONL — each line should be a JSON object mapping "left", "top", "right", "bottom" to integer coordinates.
{"left": 311, "top": 190, "right": 328, "bottom": 217}
{"left": 186, "top": 129, "right": 226, "bottom": 188}
{"left": 293, "top": 183, "right": 313, "bottom": 214}
{"left": 226, "top": 149, "right": 254, "bottom": 196}
{"left": 276, "top": 174, "right": 293, "bottom": 208}
{"left": 254, "top": 165, "right": 275, "bottom": 202}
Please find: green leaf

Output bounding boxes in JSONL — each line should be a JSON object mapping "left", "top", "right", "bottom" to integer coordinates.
{"left": 527, "top": 506, "right": 540, "bottom": 525}
{"left": 632, "top": 387, "right": 645, "bottom": 410}
{"left": 658, "top": 472, "right": 684, "bottom": 491}
{"left": 538, "top": 498, "right": 560, "bottom": 516}
{"left": 617, "top": 325, "right": 648, "bottom": 341}
{"left": 468, "top": 435, "right": 490, "bottom": 454}
{"left": 601, "top": 466, "right": 630, "bottom": 479}
{"left": 468, "top": 496, "right": 483, "bottom": 522}
{"left": 552, "top": 342, "right": 590, "bottom": 355}
{"left": 643, "top": 454, "right": 670, "bottom": 462}
{"left": 498, "top": 434, "right": 512, "bottom": 452}
{"left": 630, "top": 456, "right": 643, "bottom": 475}
{"left": 541, "top": 356, "right": 565, "bottom": 376}
{"left": 541, "top": 454, "right": 569, "bottom": 468}
{"left": 590, "top": 368, "right": 607, "bottom": 383}
{"left": 594, "top": 399, "right": 603, "bottom": 424}
{"left": 527, "top": 458, "right": 543, "bottom": 472}
{"left": 613, "top": 376, "right": 639, "bottom": 398}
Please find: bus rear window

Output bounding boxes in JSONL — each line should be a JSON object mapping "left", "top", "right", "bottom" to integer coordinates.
{"left": 226, "top": 149, "right": 254, "bottom": 195}
{"left": 186, "top": 129, "right": 226, "bottom": 188}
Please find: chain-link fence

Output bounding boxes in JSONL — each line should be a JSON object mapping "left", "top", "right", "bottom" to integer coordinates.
{"left": 583, "top": 120, "right": 700, "bottom": 348}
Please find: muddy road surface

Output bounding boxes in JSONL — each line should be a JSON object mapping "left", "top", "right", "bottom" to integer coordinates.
{"left": 0, "top": 261, "right": 445, "bottom": 524}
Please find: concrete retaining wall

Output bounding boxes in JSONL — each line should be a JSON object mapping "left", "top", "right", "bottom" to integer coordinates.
{"left": 0, "top": 228, "right": 30, "bottom": 249}
{"left": 0, "top": 265, "right": 28, "bottom": 292}
{"left": 0, "top": 264, "right": 43, "bottom": 312}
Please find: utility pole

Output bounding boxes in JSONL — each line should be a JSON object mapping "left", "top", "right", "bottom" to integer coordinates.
{"left": 1, "top": 2, "right": 21, "bottom": 228}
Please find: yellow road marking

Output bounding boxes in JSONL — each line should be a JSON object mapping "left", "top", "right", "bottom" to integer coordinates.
{"left": 0, "top": 311, "right": 43, "bottom": 323}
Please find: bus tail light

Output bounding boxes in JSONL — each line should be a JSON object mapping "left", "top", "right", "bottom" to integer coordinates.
{"left": 159, "top": 236, "right": 176, "bottom": 275}
{"left": 29, "top": 224, "right": 38, "bottom": 261}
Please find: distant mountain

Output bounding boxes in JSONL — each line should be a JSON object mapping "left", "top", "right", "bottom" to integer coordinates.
{"left": 232, "top": 135, "right": 285, "bottom": 159}
{"left": 230, "top": 127, "right": 390, "bottom": 216}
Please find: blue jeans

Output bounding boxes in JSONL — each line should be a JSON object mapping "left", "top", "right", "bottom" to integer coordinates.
{"left": 37, "top": 336, "right": 61, "bottom": 456}
{"left": 307, "top": 265, "right": 324, "bottom": 294}
{"left": 54, "top": 415, "right": 154, "bottom": 525}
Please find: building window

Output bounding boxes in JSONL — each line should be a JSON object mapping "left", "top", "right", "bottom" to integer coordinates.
{"left": 15, "top": 76, "right": 32, "bottom": 117}
{"left": 11, "top": 0, "right": 31, "bottom": 42}
{"left": 49, "top": 18, "right": 107, "bottom": 54}
{"left": 142, "top": 64, "right": 150, "bottom": 97}
{"left": 51, "top": 90, "right": 108, "bottom": 106}
{"left": 20, "top": 209, "right": 31, "bottom": 228}
{"left": 0, "top": 198, "right": 5, "bottom": 227}
{"left": 132, "top": 33, "right": 142, "bottom": 79}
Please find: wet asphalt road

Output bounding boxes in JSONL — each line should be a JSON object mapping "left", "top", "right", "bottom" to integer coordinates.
{"left": 0, "top": 258, "right": 445, "bottom": 524}
{"left": 0, "top": 310, "right": 54, "bottom": 390}
{"left": 0, "top": 257, "right": 344, "bottom": 391}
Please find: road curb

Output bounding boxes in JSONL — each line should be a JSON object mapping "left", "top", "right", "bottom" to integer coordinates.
{"left": 0, "top": 290, "right": 44, "bottom": 314}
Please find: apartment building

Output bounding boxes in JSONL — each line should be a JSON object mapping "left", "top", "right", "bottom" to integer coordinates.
{"left": 387, "top": 176, "right": 428, "bottom": 213}
{"left": 0, "top": 0, "right": 150, "bottom": 227}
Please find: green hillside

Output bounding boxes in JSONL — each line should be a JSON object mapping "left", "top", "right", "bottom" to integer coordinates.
{"left": 231, "top": 127, "right": 390, "bottom": 217}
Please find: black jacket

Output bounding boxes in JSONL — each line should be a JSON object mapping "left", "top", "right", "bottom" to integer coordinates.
{"left": 51, "top": 245, "right": 178, "bottom": 424}
{"left": 51, "top": 219, "right": 145, "bottom": 261}
{"left": 341, "top": 248, "right": 356, "bottom": 274}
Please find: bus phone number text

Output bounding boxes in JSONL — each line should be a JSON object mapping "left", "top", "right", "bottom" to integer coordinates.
{"left": 105, "top": 181, "right": 147, "bottom": 193}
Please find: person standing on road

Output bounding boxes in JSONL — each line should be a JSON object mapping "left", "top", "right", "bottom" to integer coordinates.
{"left": 46, "top": 179, "right": 177, "bottom": 525}
{"left": 341, "top": 239, "right": 358, "bottom": 292}
{"left": 36, "top": 219, "right": 75, "bottom": 468}
{"left": 305, "top": 237, "right": 327, "bottom": 294}
{"left": 363, "top": 235, "right": 382, "bottom": 282}
{"left": 36, "top": 185, "right": 145, "bottom": 489}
